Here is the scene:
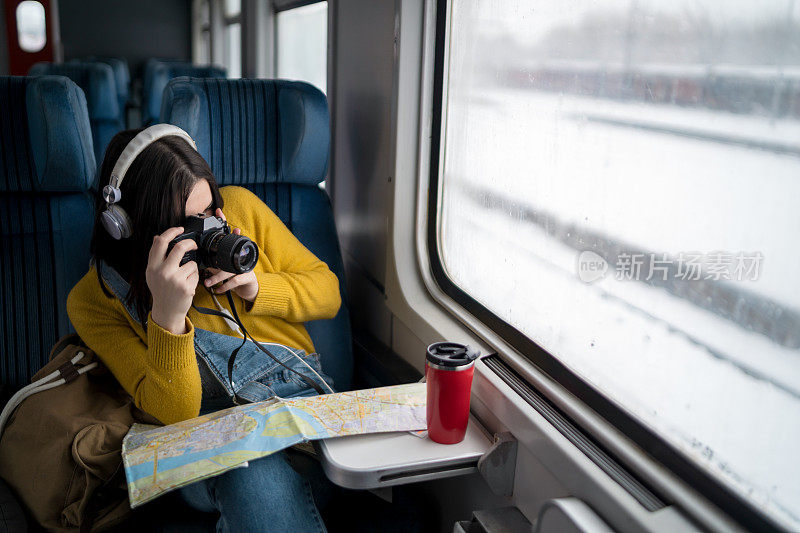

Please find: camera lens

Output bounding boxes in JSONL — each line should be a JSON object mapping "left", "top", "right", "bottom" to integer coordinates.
{"left": 236, "top": 243, "right": 256, "bottom": 268}
{"left": 210, "top": 233, "right": 259, "bottom": 273}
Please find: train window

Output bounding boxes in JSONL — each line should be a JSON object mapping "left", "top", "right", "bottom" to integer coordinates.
{"left": 15, "top": 0, "right": 46, "bottom": 53}
{"left": 200, "top": 0, "right": 210, "bottom": 25}
{"left": 194, "top": 0, "right": 211, "bottom": 64}
{"left": 223, "top": 23, "right": 241, "bottom": 78}
{"left": 433, "top": 0, "right": 799, "bottom": 529}
{"left": 222, "top": 0, "right": 241, "bottom": 77}
{"left": 223, "top": 0, "right": 240, "bottom": 18}
{"left": 276, "top": 2, "right": 328, "bottom": 94}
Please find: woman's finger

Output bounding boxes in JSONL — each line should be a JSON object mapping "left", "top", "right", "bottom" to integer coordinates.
{"left": 186, "top": 269, "right": 200, "bottom": 289}
{"left": 149, "top": 226, "right": 184, "bottom": 264}
{"left": 233, "top": 227, "right": 241, "bottom": 235}
{"left": 165, "top": 238, "right": 198, "bottom": 270}
{"left": 179, "top": 261, "right": 199, "bottom": 279}
{"left": 216, "top": 276, "right": 243, "bottom": 293}
{"left": 204, "top": 270, "right": 234, "bottom": 287}
{"left": 216, "top": 208, "right": 226, "bottom": 222}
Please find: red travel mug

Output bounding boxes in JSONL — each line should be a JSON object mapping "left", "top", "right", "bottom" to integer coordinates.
{"left": 426, "top": 342, "right": 480, "bottom": 444}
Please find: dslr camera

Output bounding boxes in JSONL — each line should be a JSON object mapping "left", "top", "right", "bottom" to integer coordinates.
{"left": 168, "top": 216, "right": 259, "bottom": 274}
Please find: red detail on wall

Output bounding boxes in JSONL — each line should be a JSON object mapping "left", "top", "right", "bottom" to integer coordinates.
{"left": 4, "top": 0, "right": 58, "bottom": 75}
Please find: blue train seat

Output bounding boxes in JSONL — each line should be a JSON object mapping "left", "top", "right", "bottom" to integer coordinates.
{"left": 28, "top": 62, "right": 122, "bottom": 163}
{"left": 0, "top": 76, "right": 96, "bottom": 393}
{"left": 142, "top": 59, "right": 186, "bottom": 114}
{"left": 142, "top": 60, "right": 226, "bottom": 126}
{"left": 85, "top": 57, "right": 130, "bottom": 123}
{"left": 161, "top": 78, "right": 354, "bottom": 391}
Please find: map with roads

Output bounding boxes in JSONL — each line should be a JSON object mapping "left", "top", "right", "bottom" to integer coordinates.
{"left": 122, "top": 383, "right": 427, "bottom": 507}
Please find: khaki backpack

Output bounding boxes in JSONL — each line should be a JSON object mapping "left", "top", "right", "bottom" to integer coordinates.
{"left": 0, "top": 335, "right": 159, "bottom": 532}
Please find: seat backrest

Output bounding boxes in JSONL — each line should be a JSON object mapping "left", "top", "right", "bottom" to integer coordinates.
{"left": 84, "top": 57, "right": 130, "bottom": 120}
{"left": 142, "top": 60, "right": 226, "bottom": 126}
{"left": 0, "top": 76, "right": 96, "bottom": 390}
{"left": 27, "top": 62, "right": 122, "bottom": 164}
{"left": 142, "top": 59, "right": 185, "bottom": 114}
{"left": 161, "top": 78, "right": 353, "bottom": 390}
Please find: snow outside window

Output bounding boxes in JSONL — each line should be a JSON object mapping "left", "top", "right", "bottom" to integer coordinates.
{"left": 437, "top": 1, "right": 800, "bottom": 529}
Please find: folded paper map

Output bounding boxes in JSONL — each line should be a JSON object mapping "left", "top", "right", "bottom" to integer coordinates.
{"left": 122, "top": 382, "right": 427, "bottom": 507}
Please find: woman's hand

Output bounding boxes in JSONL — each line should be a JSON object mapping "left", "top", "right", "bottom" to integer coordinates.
{"left": 147, "top": 226, "right": 199, "bottom": 334}
{"left": 202, "top": 208, "right": 259, "bottom": 302}
{"left": 203, "top": 267, "right": 259, "bottom": 301}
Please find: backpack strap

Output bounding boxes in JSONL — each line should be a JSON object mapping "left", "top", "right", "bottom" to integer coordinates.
{"left": 0, "top": 351, "right": 98, "bottom": 439}
{"left": 57, "top": 361, "right": 81, "bottom": 384}
{"left": 48, "top": 334, "right": 84, "bottom": 362}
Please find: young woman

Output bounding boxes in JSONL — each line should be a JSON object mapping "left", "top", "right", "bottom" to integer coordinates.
{"left": 66, "top": 125, "right": 341, "bottom": 532}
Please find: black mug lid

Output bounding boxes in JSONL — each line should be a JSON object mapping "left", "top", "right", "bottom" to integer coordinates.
{"left": 426, "top": 342, "right": 480, "bottom": 367}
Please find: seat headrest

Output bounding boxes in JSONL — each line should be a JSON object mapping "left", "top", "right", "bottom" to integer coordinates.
{"left": 168, "top": 64, "right": 226, "bottom": 79}
{"left": 0, "top": 76, "right": 95, "bottom": 192}
{"left": 145, "top": 63, "right": 226, "bottom": 125}
{"left": 161, "top": 78, "right": 329, "bottom": 186}
{"left": 84, "top": 57, "right": 130, "bottom": 101}
{"left": 28, "top": 61, "right": 119, "bottom": 120}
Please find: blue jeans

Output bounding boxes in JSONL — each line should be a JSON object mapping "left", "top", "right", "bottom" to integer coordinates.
{"left": 177, "top": 450, "right": 327, "bottom": 533}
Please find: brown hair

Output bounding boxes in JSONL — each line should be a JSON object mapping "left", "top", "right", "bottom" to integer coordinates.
{"left": 90, "top": 128, "right": 223, "bottom": 329}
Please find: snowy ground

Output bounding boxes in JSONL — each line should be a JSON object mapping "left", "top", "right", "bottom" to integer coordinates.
{"left": 439, "top": 87, "right": 800, "bottom": 529}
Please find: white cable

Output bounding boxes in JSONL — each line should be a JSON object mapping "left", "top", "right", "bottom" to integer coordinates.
{"left": 212, "top": 291, "right": 334, "bottom": 394}
{"left": 297, "top": 358, "right": 335, "bottom": 395}
{"left": 261, "top": 343, "right": 335, "bottom": 395}
{"left": 210, "top": 291, "right": 242, "bottom": 334}
{"left": 0, "top": 354, "right": 98, "bottom": 439}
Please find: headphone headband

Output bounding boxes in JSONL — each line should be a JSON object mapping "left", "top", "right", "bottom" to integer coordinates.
{"left": 108, "top": 124, "right": 197, "bottom": 190}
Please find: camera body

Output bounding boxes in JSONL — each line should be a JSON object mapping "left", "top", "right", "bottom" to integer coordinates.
{"left": 168, "top": 216, "right": 259, "bottom": 274}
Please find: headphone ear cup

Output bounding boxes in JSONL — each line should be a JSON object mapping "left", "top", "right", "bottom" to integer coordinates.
{"left": 101, "top": 204, "right": 133, "bottom": 240}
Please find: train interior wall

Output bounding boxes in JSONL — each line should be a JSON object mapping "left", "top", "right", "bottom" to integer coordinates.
{"left": 58, "top": 0, "right": 192, "bottom": 76}
{"left": 0, "top": 1, "right": 7, "bottom": 74}
{"left": 0, "top": 0, "right": 192, "bottom": 78}
{"left": 329, "top": 0, "right": 512, "bottom": 527}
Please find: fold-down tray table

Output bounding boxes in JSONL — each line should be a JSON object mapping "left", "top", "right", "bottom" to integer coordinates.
{"left": 315, "top": 416, "right": 492, "bottom": 489}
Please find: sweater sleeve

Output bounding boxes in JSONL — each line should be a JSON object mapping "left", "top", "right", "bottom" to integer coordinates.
{"left": 222, "top": 186, "right": 342, "bottom": 322}
{"left": 66, "top": 275, "right": 202, "bottom": 425}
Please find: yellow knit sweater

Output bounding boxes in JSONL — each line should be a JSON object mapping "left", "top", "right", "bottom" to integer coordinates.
{"left": 67, "top": 185, "right": 341, "bottom": 425}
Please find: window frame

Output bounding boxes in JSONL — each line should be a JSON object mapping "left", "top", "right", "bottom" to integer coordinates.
{"left": 272, "top": 0, "right": 322, "bottom": 14}
{"left": 425, "top": 1, "right": 785, "bottom": 531}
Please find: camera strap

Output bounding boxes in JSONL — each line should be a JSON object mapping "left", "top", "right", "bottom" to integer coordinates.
{"left": 192, "top": 291, "right": 325, "bottom": 403}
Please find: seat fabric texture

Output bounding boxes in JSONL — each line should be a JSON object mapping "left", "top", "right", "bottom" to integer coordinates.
{"left": 28, "top": 61, "right": 123, "bottom": 163}
{"left": 142, "top": 60, "right": 226, "bottom": 126}
{"left": 161, "top": 77, "right": 353, "bottom": 391}
{"left": 0, "top": 75, "right": 95, "bottom": 392}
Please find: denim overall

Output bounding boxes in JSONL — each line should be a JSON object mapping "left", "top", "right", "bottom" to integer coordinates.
{"left": 98, "top": 262, "right": 334, "bottom": 414}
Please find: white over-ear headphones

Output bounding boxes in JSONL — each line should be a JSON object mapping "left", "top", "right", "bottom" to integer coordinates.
{"left": 101, "top": 124, "right": 198, "bottom": 240}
